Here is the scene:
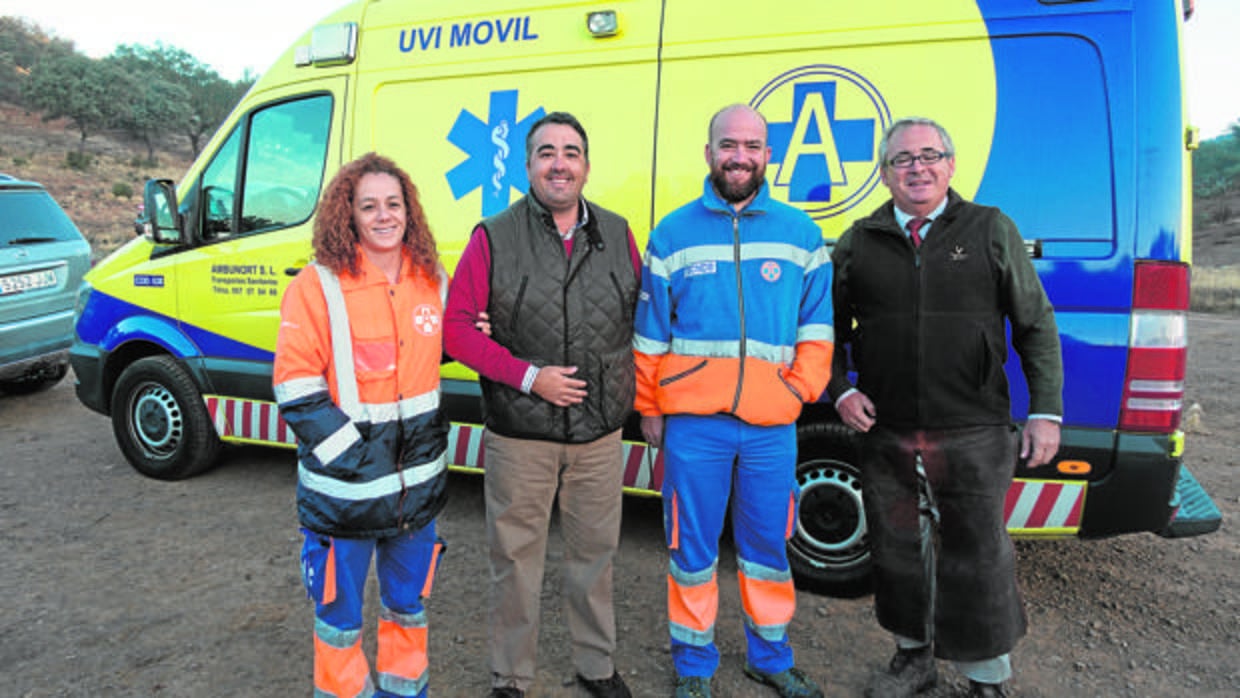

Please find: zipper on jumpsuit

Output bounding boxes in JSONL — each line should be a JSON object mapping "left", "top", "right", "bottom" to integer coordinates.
{"left": 730, "top": 213, "right": 747, "bottom": 413}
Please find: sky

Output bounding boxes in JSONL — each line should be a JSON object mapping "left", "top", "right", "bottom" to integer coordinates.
{"left": 6, "top": 0, "right": 1239, "bottom": 139}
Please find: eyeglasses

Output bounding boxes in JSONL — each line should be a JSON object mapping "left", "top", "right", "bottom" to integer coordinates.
{"left": 886, "top": 150, "right": 951, "bottom": 169}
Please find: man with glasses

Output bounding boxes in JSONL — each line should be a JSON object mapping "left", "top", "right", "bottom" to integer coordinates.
{"left": 828, "top": 117, "right": 1063, "bottom": 698}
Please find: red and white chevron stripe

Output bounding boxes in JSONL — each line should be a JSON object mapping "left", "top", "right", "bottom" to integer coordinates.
{"left": 445, "top": 423, "right": 666, "bottom": 494}
{"left": 205, "top": 396, "right": 297, "bottom": 446}
{"left": 1004, "top": 479, "right": 1085, "bottom": 532}
{"left": 201, "top": 399, "right": 1084, "bottom": 533}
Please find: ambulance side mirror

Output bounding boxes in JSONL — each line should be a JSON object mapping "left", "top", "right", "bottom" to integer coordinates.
{"left": 143, "top": 179, "right": 182, "bottom": 244}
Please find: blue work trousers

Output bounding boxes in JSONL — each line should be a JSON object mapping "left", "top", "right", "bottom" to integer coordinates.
{"left": 300, "top": 521, "right": 441, "bottom": 698}
{"left": 662, "top": 414, "right": 800, "bottom": 678}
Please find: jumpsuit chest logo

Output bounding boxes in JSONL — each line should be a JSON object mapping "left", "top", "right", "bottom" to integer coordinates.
{"left": 761, "top": 260, "right": 782, "bottom": 282}
{"left": 413, "top": 305, "right": 441, "bottom": 336}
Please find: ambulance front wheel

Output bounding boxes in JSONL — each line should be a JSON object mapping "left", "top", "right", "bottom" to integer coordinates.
{"left": 111, "top": 355, "right": 221, "bottom": 480}
{"left": 788, "top": 421, "right": 873, "bottom": 598}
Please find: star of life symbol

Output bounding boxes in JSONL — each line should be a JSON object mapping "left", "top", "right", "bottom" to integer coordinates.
{"left": 413, "top": 304, "right": 441, "bottom": 336}
{"left": 446, "top": 90, "right": 547, "bottom": 217}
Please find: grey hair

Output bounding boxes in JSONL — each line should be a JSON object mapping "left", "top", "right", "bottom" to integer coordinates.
{"left": 878, "top": 117, "right": 955, "bottom": 165}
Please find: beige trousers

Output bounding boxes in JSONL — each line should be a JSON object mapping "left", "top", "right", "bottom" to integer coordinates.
{"left": 484, "top": 429, "right": 624, "bottom": 691}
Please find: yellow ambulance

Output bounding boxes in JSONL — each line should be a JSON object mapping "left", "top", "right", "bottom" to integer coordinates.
{"left": 72, "top": 0, "right": 1216, "bottom": 595}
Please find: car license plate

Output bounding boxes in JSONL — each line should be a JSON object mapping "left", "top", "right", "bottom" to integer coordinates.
{"left": 0, "top": 268, "right": 59, "bottom": 295}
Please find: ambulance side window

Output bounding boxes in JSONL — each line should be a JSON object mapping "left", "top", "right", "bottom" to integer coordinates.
{"left": 200, "top": 127, "right": 241, "bottom": 240}
{"left": 196, "top": 95, "right": 332, "bottom": 243}
{"left": 239, "top": 96, "right": 332, "bottom": 234}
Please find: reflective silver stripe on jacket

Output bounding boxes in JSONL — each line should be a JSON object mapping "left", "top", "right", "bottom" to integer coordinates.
{"left": 648, "top": 241, "right": 816, "bottom": 280}
{"left": 273, "top": 375, "right": 330, "bottom": 404}
{"left": 312, "top": 263, "right": 441, "bottom": 424}
{"left": 298, "top": 452, "right": 448, "bottom": 501}
{"left": 315, "top": 263, "right": 362, "bottom": 417}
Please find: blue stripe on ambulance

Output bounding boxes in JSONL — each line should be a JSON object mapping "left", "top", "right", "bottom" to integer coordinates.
{"left": 77, "top": 291, "right": 270, "bottom": 362}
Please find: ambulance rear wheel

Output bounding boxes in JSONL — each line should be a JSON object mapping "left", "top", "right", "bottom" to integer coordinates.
{"left": 111, "top": 355, "right": 220, "bottom": 480}
{"left": 788, "top": 421, "right": 873, "bottom": 598}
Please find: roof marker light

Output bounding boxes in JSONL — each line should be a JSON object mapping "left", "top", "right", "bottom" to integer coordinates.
{"left": 296, "top": 22, "right": 359, "bottom": 68}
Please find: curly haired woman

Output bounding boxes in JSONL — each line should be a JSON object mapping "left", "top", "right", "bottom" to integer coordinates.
{"left": 274, "top": 152, "right": 449, "bottom": 698}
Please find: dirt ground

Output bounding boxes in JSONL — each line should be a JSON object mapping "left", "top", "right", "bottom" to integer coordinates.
{"left": 0, "top": 312, "right": 1234, "bottom": 698}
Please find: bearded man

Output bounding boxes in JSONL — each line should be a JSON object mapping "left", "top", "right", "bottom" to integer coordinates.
{"left": 632, "top": 104, "right": 835, "bottom": 698}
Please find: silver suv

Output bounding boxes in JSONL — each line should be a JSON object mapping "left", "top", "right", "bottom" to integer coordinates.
{"left": 0, "top": 174, "right": 92, "bottom": 393}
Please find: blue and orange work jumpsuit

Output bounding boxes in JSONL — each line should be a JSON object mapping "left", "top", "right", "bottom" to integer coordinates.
{"left": 633, "top": 179, "right": 834, "bottom": 678}
{"left": 274, "top": 251, "right": 449, "bottom": 698}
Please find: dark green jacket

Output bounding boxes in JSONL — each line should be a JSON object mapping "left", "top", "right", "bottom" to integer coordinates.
{"left": 828, "top": 189, "right": 1062, "bottom": 428}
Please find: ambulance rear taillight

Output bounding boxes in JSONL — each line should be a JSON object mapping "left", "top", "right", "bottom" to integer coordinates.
{"left": 1119, "top": 262, "right": 1189, "bottom": 433}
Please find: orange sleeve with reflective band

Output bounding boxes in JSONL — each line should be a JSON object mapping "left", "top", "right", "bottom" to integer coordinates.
{"left": 273, "top": 269, "right": 337, "bottom": 399}
{"left": 667, "top": 571, "right": 719, "bottom": 633}
{"left": 634, "top": 350, "right": 662, "bottom": 415}
{"left": 782, "top": 340, "right": 834, "bottom": 404}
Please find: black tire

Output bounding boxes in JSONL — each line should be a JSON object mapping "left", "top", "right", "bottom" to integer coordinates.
{"left": 0, "top": 362, "right": 68, "bottom": 395}
{"left": 788, "top": 421, "right": 873, "bottom": 598}
{"left": 110, "top": 355, "right": 221, "bottom": 480}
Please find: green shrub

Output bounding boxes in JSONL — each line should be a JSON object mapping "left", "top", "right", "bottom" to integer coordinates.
{"left": 64, "top": 151, "right": 93, "bottom": 171}
{"left": 129, "top": 155, "right": 159, "bottom": 168}
{"left": 11, "top": 157, "right": 28, "bottom": 167}
{"left": 111, "top": 182, "right": 134, "bottom": 198}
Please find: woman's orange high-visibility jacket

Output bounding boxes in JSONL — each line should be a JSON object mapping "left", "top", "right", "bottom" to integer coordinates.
{"left": 274, "top": 249, "right": 449, "bottom": 538}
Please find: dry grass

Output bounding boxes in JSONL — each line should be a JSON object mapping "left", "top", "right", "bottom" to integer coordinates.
{"left": 1192, "top": 265, "right": 1240, "bottom": 313}
{"left": 1, "top": 103, "right": 190, "bottom": 261}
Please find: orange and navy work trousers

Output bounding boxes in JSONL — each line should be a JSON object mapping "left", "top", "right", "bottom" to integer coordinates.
{"left": 662, "top": 414, "right": 800, "bottom": 678}
{"left": 300, "top": 521, "right": 443, "bottom": 698}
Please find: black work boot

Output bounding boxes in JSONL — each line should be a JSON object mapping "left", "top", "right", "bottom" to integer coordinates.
{"left": 576, "top": 670, "right": 632, "bottom": 698}
{"left": 967, "top": 680, "right": 1011, "bottom": 697}
{"left": 863, "top": 645, "right": 938, "bottom": 698}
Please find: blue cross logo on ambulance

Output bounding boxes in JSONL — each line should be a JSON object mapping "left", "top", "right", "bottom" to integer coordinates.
{"left": 446, "top": 90, "right": 547, "bottom": 217}
{"left": 752, "top": 65, "right": 889, "bottom": 221}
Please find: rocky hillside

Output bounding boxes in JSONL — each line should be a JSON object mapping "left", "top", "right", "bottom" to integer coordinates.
{"left": 1194, "top": 193, "right": 1240, "bottom": 267}
{"left": 0, "top": 102, "right": 191, "bottom": 261}
{"left": 3, "top": 100, "right": 1239, "bottom": 268}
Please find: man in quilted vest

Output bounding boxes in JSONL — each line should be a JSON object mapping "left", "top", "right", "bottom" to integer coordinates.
{"left": 444, "top": 112, "right": 640, "bottom": 698}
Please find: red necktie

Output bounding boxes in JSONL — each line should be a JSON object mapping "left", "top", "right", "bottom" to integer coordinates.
{"left": 907, "top": 217, "right": 929, "bottom": 248}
